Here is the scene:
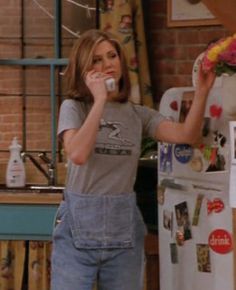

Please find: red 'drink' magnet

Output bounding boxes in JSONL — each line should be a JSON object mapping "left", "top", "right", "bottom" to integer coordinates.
{"left": 208, "top": 229, "right": 233, "bottom": 254}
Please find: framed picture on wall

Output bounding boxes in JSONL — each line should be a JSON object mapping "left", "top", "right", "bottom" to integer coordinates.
{"left": 167, "top": 0, "right": 221, "bottom": 27}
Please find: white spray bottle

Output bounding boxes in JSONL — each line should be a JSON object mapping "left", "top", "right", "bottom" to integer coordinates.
{"left": 6, "top": 137, "right": 26, "bottom": 188}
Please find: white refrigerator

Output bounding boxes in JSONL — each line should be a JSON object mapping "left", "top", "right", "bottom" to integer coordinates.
{"left": 158, "top": 85, "right": 234, "bottom": 290}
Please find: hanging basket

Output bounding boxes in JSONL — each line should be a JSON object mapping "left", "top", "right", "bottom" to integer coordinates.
{"left": 221, "top": 74, "right": 236, "bottom": 118}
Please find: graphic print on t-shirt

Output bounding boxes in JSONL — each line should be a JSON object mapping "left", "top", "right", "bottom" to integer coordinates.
{"left": 95, "top": 118, "right": 134, "bottom": 155}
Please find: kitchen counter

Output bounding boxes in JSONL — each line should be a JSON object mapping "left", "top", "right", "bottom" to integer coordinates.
{"left": 0, "top": 192, "right": 62, "bottom": 204}
{"left": 0, "top": 189, "right": 63, "bottom": 240}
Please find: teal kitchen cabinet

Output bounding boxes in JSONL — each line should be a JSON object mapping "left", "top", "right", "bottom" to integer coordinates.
{"left": 0, "top": 193, "right": 62, "bottom": 240}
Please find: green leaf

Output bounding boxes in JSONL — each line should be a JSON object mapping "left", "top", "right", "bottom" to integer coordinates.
{"left": 215, "top": 62, "right": 236, "bottom": 76}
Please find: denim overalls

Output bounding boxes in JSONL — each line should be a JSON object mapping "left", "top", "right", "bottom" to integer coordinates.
{"left": 51, "top": 191, "right": 147, "bottom": 290}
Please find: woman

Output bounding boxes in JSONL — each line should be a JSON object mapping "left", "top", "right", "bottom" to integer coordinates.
{"left": 51, "top": 29, "right": 215, "bottom": 290}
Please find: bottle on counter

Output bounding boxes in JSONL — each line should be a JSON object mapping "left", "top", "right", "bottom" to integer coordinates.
{"left": 6, "top": 137, "right": 26, "bottom": 188}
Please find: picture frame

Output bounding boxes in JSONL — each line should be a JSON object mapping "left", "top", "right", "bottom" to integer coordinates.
{"left": 167, "top": 0, "right": 221, "bottom": 27}
{"left": 229, "top": 121, "right": 236, "bottom": 164}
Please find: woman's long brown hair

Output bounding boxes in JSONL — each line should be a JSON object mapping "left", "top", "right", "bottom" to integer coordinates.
{"left": 64, "top": 29, "right": 131, "bottom": 103}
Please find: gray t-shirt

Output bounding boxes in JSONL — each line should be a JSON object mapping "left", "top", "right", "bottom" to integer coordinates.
{"left": 58, "top": 99, "right": 166, "bottom": 195}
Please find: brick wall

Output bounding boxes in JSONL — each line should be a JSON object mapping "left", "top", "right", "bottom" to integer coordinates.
{"left": 0, "top": 0, "right": 96, "bottom": 183}
{"left": 0, "top": 0, "right": 22, "bottom": 165}
{"left": 143, "top": 0, "right": 230, "bottom": 105}
{"left": 0, "top": 0, "right": 232, "bottom": 180}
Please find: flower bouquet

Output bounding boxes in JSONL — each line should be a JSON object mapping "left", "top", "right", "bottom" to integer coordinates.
{"left": 202, "top": 33, "right": 236, "bottom": 76}
{"left": 201, "top": 33, "right": 236, "bottom": 117}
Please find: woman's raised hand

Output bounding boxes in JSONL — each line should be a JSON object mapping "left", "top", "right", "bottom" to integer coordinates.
{"left": 196, "top": 62, "right": 216, "bottom": 95}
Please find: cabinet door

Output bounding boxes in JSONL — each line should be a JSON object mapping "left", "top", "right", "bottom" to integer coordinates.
{"left": 0, "top": 204, "right": 58, "bottom": 240}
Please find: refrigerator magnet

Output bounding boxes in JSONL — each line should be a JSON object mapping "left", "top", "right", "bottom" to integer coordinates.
{"left": 190, "top": 148, "right": 206, "bottom": 172}
{"left": 175, "top": 201, "right": 192, "bottom": 241}
{"left": 208, "top": 229, "right": 233, "bottom": 254}
{"left": 205, "top": 130, "right": 226, "bottom": 172}
{"left": 209, "top": 104, "right": 223, "bottom": 119}
{"left": 160, "top": 143, "right": 173, "bottom": 173}
{"left": 179, "top": 91, "right": 194, "bottom": 123}
{"left": 175, "top": 230, "right": 185, "bottom": 246}
{"left": 157, "top": 185, "right": 165, "bottom": 205}
{"left": 196, "top": 244, "right": 211, "bottom": 273}
{"left": 207, "top": 198, "right": 224, "bottom": 215}
{"left": 174, "top": 144, "right": 193, "bottom": 164}
{"left": 169, "top": 100, "right": 178, "bottom": 111}
{"left": 163, "top": 209, "right": 173, "bottom": 233}
{"left": 192, "top": 193, "right": 204, "bottom": 226}
{"left": 190, "top": 156, "right": 203, "bottom": 172}
{"left": 170, "top": 243, "right": 178, "bottom": 264}
{"left": 202, "top": 117, "right": 211, "bottom": 137}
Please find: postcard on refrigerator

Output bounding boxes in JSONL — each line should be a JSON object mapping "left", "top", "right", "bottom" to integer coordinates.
{"left": 196, "top": 244, "right": 211, "bottom": 273}
{"left": 175, "top": 201, "right": 192, "bottom": 240}
{"left": 179, "top": 91, "right": 194, "bottom": 123}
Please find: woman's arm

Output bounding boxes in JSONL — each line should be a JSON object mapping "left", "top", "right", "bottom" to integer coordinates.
{"left": 63, "top": 99, "right": 106, "bottom": 165}
{"left": 63, "top": 70, "right": 108, "bottom": 165}
{"left": 155, "top": 64, "right": 216, "bottom": 144}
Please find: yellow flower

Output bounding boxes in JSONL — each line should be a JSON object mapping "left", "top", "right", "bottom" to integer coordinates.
{"left": 207, "top": 36, "right": 233, "bottom": 61}
{"left": 207, "top": 46, "right": 222, "bottom": 61}
{"left": 221, "top": 37, "right": 233, "bottom": 50}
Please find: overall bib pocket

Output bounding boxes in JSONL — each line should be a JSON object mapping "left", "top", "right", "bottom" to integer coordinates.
{"left": 65, "top": 192, "right": 136, "bottom": 249}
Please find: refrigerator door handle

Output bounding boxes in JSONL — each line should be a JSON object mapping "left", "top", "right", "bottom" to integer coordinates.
{"left": 160, "top": 178, "right": 187, "bottom": 191}
{"left": 160, "top": 178, "right": 223, "bottom": 193}
{"left": 192, "top": 183, "right": 222, "bottom": 192}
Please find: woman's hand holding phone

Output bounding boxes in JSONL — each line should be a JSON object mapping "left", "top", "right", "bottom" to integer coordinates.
{"left": 85, "top": 70, "right": 116, "bottom": 102}
{"left": 85, "top": 70, "right": 108, "bottom": 102}
{"left": 105, "top": 78, "right": 116, "bottom": 92}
